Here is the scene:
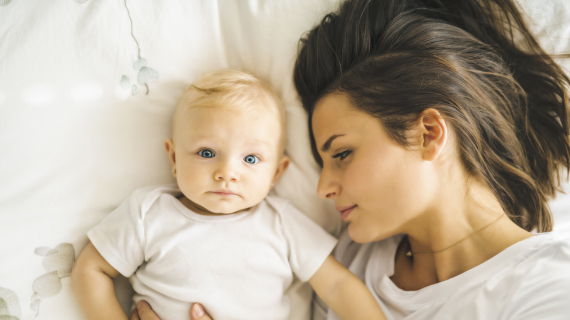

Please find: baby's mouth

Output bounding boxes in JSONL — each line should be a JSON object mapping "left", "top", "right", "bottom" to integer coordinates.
{"left": 210, "top": 190, "right": 237, "bottom": 196}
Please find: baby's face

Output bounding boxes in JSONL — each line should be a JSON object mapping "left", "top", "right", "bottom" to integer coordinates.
{"left": 167, "top": 105, "right": 286, "bottom": 215}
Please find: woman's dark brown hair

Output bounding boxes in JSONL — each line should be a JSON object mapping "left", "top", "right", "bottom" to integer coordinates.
{"left": 294, "top": 0, "right": 570, "bottom": 232}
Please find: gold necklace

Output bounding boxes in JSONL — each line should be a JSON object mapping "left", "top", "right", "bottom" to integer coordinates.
{"left": 406, "top": 213, "right": 506, "bottom": 257}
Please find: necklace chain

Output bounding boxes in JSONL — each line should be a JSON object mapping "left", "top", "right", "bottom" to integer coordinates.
{"left": 406, "top": 213, "right": 506, "bottom": 257}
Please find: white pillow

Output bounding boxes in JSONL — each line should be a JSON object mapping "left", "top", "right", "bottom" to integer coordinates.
{"left": 0, "top": 1, "right": 568, "bottom": 320}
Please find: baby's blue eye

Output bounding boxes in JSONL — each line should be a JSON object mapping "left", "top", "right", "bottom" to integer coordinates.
{"left": 198, "top": 149, "right": 214, "bottom": 158}
{"left": 244, "top": 155, "right": 259, "bottom": 164}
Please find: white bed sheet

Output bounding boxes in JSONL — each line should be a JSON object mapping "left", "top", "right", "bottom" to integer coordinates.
{"left": 0, "top": 1, "right": 569, "bottom": 319}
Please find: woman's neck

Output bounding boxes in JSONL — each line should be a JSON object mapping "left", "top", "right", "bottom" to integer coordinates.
{"left": 393, "top": 179, "right": 533, "bottom": 287}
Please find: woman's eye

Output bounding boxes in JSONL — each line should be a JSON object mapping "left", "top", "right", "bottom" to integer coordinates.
{"left": 244, "top": 155, "right": 259, "bottom": 164}
{"left": 198, "top": 149, "right": 215, "bottom": 158}
{"left": 332, "top": 149, "right": 351, "bottom": 161}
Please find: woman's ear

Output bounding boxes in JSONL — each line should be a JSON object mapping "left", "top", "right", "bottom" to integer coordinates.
{"left": 164, "top": 138, "right": 177, "bottom": 177}
{"left": 418, "top": 108, "right": 447, "bottom": 161}
{"left": 271, "top": 156, "right": 290, "bottom": 188}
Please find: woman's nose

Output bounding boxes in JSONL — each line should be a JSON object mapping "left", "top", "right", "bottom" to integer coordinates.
{"left": 316, "top": 167, "right": 340, "bottom": 200}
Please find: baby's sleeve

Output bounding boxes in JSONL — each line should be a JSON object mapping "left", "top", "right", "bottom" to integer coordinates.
{"left": 281, "top": 201, "right": 338, "bottom": 282}
{"left": 87, "top": 190, "right": 146, "bottom": 277}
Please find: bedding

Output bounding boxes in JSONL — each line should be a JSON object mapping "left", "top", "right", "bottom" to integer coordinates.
{"left": 0, "top": 0, "right": 569, "bottom": 319}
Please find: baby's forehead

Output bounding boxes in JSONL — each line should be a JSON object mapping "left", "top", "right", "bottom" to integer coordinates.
{"left": 178, "top": 105, "right": 283, "bottom": 141}
{"left": 182, "top": 102, "right": 279, "bottom": 123}
{"left": 172, "top": 86, "right": 286, "bottom": 153}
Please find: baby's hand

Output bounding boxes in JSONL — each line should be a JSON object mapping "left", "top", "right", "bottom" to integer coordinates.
{"left": 131, "top": 301, "right": 212, "bottom": 320}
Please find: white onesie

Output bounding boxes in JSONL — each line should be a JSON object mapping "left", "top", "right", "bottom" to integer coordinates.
{"left": 88, "top": 184, "right": 337, "bottom": 320}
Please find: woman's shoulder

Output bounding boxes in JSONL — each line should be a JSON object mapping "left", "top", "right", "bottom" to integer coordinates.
{"left": 489, "top": 225, "right": 570, "bottom": 318}
{"left": 493, "top": 225, "right": 570, "bottom": 295}
{"left": 529, "top": 225, "right": 570, "bottom": 261}
{"left": 476, "top": 225, "right": 570, "bottom": 287}
{"left": 520, "top": 225, "right": 570, "bottom": 274}
{"left": 547, "top": 224, "right": 570, "bottom": 242}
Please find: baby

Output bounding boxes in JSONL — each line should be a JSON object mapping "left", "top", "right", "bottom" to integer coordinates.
{"left": 71, "top": 70, "right": 385, "bottom": 320}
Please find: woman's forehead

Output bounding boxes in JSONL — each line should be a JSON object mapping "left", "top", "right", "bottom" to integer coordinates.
{"left": 312, "top": 93, "right": 372, "bottom": 138}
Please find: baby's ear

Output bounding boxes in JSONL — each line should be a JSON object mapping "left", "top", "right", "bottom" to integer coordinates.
{"left": 272, "top": 156, "right": 290, "bottom": 185}
{"left": 164, "top": 139, "right": 177, "bottom": 175}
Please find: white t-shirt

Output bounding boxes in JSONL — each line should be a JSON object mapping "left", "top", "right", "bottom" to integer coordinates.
{"left": 314, "top": 226, "right": 570, "bottom": 320}
{"left": 87, "top": 185, "right": 337, "bottom": 320}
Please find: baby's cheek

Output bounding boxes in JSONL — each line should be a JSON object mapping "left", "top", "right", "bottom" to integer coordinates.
{"left": 244, "top": 178, "right": 271, "bottom": 204}
{"left": 177, "top": 172, "right": 208, "bottom": 200}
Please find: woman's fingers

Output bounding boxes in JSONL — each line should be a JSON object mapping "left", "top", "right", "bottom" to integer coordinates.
{"left": 129, "top": 301, "right": 211, "bottom": 320}
{"left": 137, "top": 301, "right": 161, "bottom": 320}
{"left": 131, "top": 307, "right": 140, "bottom": 320}
{"left": 190, "top": 303, "right": 212, "bottom": 320}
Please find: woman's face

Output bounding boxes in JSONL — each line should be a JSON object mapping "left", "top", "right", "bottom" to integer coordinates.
{"left": 312, "top": 93, "right": 435, "bottom": 243}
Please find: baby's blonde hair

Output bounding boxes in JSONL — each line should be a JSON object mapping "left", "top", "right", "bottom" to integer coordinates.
{"left": 173, "top": 70, "right": 287, "bottom": 154}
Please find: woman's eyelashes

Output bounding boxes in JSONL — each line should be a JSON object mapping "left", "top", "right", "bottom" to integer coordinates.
{"left": 332, "top": 149, "right": 351, "bottom": 161}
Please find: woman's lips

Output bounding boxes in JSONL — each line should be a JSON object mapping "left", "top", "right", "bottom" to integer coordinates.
{"left": 337, "top": 205, "right": 357, "bottom": 221}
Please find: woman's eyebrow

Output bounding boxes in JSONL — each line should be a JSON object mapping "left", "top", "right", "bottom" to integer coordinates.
{"left": 321, "top": 134, "right": 345, "bottom": 152}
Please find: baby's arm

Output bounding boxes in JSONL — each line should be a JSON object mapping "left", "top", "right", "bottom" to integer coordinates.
{"left": 309, "top": 255, "right": 387, "bottom": 320}
{"left": 71, "top": 242, "right": 129, "bottom": 320}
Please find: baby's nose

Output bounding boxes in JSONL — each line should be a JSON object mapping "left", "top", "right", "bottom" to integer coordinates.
{"left": 214, "top": 163, "right": 239, "bottom": 182}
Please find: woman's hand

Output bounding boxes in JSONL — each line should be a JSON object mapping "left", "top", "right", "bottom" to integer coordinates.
{"left": 130, "top": 300, "right": 212, "bottom": 320}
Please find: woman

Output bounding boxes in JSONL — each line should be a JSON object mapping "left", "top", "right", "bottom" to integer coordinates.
{"left": 297, "top": 0, "right": 570, "bottom": 318}
{"left": 132, "top": 0, "right": 570, "bottom": 319}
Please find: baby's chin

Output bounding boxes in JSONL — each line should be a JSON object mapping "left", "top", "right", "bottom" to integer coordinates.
{"left": 200, "top": 202, "right": 254, "bottom": 215}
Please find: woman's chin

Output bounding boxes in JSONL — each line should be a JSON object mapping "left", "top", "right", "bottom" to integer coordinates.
{"left": 347, "top": 223, "right": 374, "bottom": 244}
{"left": 347, "top": 222, "right": 394, "bottom": 244}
